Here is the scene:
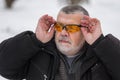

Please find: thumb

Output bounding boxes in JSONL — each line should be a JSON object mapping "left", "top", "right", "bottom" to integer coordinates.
{"left": 47, "top": 26, "right": 55, "bottom": 37}
{"left": 81, "top": 27, "right": 88, "bottom": 36}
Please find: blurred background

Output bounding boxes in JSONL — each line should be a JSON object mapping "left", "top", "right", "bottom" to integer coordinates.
{"left": 0, "top": 0, "right": 120, "bottom": 79}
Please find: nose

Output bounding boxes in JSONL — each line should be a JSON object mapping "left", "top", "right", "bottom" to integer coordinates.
{"left": 60, "top": 28, "right": 69, "bottom": 37}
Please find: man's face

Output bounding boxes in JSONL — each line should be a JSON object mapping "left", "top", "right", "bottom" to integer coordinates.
{"left": 55, "top": 12, "right": 85, "bottom": 57}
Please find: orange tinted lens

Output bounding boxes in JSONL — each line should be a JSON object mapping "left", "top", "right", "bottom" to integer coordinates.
{"left": 66, "top": 25, "right": 80, "bottom": 33}
{"left": 54, "top": 23, "right": 63, "bottom": 32}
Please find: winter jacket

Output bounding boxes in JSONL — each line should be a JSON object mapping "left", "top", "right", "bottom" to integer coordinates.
{"left": 0, "top": 31, "right": 120, "bottom": 80}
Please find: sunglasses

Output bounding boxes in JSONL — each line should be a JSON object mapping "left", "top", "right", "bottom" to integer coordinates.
{"left": 54, "top": 22, "right": 86, "bottom": 33}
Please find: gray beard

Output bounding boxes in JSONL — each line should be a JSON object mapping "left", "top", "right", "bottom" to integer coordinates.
{"left": 56, "top": 40, "right": 85, "bottom": 57}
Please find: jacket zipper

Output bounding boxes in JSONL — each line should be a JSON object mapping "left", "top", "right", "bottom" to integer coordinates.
{"left": 44, "top": 49, "right": 59, "bottom": 80}
{"left": 60, "top": 54, "right": 84, "bottom": 80}
{"left": 43, "top": 74, "right": 48, "bottom": 80}
{"left": 31, "top": 61, "right": 48, "bottom": 80}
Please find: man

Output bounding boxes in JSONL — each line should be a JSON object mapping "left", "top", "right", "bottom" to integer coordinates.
{"left": 0, "top": 5, "right": 120, "bottom": 80}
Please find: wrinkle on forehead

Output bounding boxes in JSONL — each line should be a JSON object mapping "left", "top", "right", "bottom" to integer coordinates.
{"left": 57, "top": 12, "right": 84, "bottom": 25}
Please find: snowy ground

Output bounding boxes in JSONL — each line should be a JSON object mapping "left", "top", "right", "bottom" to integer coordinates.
{"left": 0, "top": 0, "right": 120, "bottom": 79}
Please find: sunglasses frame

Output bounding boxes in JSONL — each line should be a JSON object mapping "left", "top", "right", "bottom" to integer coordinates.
{"left": 54, "top": 22, "right": 87, "bottom": 33}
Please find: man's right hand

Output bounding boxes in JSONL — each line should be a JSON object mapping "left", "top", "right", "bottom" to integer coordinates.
{"left": 35, "top": 14, "right": 56, "bottom": 43}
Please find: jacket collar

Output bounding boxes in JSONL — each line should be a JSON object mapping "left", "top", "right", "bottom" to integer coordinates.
{"left": 80, "top": 45, "right": 98, "bottom": 78}
{"left": 45, "top": 40, "right": 98, "bottom": 79}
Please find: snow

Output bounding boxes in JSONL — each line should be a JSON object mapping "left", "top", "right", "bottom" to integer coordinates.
{"left": 0, "top": 0, "right": 120, "bottom": 79}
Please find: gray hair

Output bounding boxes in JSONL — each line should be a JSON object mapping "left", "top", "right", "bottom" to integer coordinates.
{"left": 59, "top": 5, "right": 89, "bottom": 16}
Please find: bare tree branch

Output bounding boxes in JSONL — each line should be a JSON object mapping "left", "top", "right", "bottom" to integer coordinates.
{"left": 57, "top": 0, "right": 89, "bottom": 5}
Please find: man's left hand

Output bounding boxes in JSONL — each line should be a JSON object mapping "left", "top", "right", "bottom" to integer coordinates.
{"left": 81, "top": 16, "right": 103, "bottom": 45}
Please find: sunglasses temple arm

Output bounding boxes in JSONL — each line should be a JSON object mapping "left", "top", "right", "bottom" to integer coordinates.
{"left": 80, "top": 26, "right": 88, "bottom": 28}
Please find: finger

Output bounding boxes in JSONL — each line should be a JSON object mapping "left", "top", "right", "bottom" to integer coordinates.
{"left": 82, "top": 15, "right": 91, "bottom": 21}
{"left": 82, "top": 16, "right": 98, "bottom": 32}
{"left": 90, "top": 18, "right": 97, "bottom": 26}
{"left": 88, "top": 18, "right": 99, "bottom": 32}
{"left": 81, "top": 27, "right": 88, "bottom": 36}
{"left": 48, "top": 25, "right": 55, "bottom": 33}
{"left": 37, "top": 14, "right": 56, "bottom": 32}
{"left": 39, "top": 15, "right": 53, "bottom": 30}
{"left": 47, "top": 26, "right": 55, "bottom": 38}
{"left": 44, "top": 15, "right": 56, "bottom": 28}
{"left": 81, "top": 15, "right": 92, "bottom": 27}
{"left": 47, "top": 16, "right": 56, "bottom": 24}
{"left": 81, "top": 20, "right": 89, "bottom": 27}
{"left": 40, "top": 14, "right": 48, "bottom": 22}
{"left": 93, "top": 18, "right": 100, "bottom": 26}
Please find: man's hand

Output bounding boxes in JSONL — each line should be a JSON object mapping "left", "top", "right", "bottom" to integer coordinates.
{"left": 35, "top": 14, "right": 56, "bottom": 43}
{"left": 81, "top": 16, "right": 103, "bottom": 45}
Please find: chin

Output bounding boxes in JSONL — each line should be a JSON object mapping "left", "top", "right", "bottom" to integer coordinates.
{"left": 56, "top": 43, "right": 71, "bottom": 52}
{"left": 56, "top": 41, "right": 85, "bottom": 56}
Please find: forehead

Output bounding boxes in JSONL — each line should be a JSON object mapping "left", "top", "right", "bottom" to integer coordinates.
{"left": 57, "top": 12, "right": 84, "bottom": 24}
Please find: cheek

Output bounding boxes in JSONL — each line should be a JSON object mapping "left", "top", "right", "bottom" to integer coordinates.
{"left": 71, "top": 33, "right": 84, "bottom": 46}
{"left": 71, "top": 37, "right": 80, "bottom": 45}
{"left": 55, "top": 32, "right": 60, "bottom": 40}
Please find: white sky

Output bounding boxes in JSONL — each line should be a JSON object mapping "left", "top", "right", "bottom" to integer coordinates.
{"left": 0, "top": 0, "right": 120, "bottom": 79}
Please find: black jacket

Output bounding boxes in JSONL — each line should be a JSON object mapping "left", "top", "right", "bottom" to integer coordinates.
{"left": 0, "top": 31, "right": 120, "bottom": 80}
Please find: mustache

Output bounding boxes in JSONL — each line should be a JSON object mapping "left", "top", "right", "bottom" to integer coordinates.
{"left": 58, "top": 36, "right": 71, "bottom": 44}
